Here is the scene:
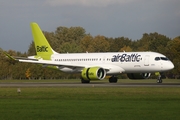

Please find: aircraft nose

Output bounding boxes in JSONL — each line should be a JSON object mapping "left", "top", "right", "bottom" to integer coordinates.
{"left": 167, "top": 61, "right": 174, "bottom": 70}
{"left": 162, "top": 61, "right": 174, "bottom": 71}
{"left": 170, "top": 62, "right": 174, "bottom": 69}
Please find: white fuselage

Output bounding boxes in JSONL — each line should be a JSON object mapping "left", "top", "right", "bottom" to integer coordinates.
{"left": 50, "top": 51, "right": 174, "bottom": 75}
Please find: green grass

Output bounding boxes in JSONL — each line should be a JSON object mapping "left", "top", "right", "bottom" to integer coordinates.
{"left": 0, "top": 87, "right": 180, "bottom": 120}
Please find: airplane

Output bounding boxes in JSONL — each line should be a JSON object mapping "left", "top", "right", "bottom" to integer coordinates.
{"left": 4, "top": 22, "right": 174, "bottom": 83}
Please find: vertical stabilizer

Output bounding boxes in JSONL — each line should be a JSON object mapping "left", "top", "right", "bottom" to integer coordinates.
{"left": 30, "top": 22, "right": 56, "bottom": 60}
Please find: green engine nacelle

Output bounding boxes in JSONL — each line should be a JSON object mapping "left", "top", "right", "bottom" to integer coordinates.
{"left": 81, "top": 67, "right": 106, "bottom": 80}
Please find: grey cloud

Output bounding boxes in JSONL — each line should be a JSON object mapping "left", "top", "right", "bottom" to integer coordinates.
{"left": 45, "top": 0, "right": 141, "bottom": 7}
{"left": 0, "top": 0, "right": 180, "bottom": 52}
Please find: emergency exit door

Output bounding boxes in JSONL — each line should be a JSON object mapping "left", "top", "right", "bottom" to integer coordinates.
{"left": 144, "top": 55, "right": 149, "bottom": 66}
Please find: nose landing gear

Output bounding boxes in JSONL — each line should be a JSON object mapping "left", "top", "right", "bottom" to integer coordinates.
{"left": 157, "top": 76, "right": 162, "bottom": 83}
{"left": 156, "top": 72, "right": 163, "bottom": 83}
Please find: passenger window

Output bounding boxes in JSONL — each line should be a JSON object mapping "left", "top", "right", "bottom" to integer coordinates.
{"left": 155, "top": 57, "right": 160, "bottom": 61}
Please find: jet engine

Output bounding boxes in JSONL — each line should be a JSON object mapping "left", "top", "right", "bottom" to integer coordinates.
{"left": 127, "top": 73, "right": 151, "bottom": 79}
{"left": 81, "top": 67, "right": 106, "bottom": 80}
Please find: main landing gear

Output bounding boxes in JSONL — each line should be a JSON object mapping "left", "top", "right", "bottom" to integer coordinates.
{"left": 81, "top": 78, "right": 90, "bottom": 83}
{"left": 81, "top": 76, "right": 118, "bottom": 83}
{"left": 109, "top": 76, "right": 118, "bottom": 83}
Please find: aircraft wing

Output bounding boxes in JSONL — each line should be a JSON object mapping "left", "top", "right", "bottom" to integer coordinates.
{"left": 18, "top": 59, "right": 114, "bottom": 71}
{"left": 4, "top": 52, "right": 122, "bottom": 72}
{"left": 19, "top": 59, "right": 85, "bottom": 68}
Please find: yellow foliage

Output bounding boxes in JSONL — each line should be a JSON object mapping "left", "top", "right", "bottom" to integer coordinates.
{"left": 119, "top": 45, "right": 132, "bottom": 52}
{"left": 25, "top": 68, "right": 31, "bottom": 79}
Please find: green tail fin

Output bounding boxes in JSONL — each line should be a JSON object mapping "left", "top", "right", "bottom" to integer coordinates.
{"left": 30, "top": 22, "right": 55, "bottom": 60}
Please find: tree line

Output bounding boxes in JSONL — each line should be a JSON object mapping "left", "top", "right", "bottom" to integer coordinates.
{"left": 0, "top": 26, "right": 180, "bottom": 80}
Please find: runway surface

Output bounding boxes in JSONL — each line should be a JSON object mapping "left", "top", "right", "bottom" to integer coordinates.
{"left": 1, "top": 82, "right": 180, "bottom": 87}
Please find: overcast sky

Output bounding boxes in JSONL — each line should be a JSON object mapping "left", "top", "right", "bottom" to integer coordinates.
{"left": 0, "top": 0, "right": 180, "bottom": 52}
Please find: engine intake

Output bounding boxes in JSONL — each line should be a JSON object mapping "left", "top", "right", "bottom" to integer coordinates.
{"left": 81, "top": 67, "right": 106, "bottom": 80}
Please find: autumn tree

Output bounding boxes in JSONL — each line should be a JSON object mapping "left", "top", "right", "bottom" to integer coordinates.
{"left": 133, "top": 33, "right": 148, "bottom": 51}
{"left": 60, "top": 42, "right": 82, "bottom": 53}
{"left": 148, "top": 32, "right": 171, "bottom": 54}
{"left": 80, "top": 35, "right": 94, "bottom": 52}
{"left": 92, "top": 35, "right": 110, "bottom": 52}
{"left": 108, "top": 37, "right": 132, "bottom": 52}
{"left": 119, "top": 45, "right": 132, "bottom": 52}
{"left": 165, "top": 36, "right": 180, "bottom": 77}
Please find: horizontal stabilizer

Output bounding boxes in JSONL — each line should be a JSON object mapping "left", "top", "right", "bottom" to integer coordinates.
{"left": 3, "top": 52, "right": 38, "bottom": 61}
{"left": 3, "top": 52, "right": 17, "bottom": 61}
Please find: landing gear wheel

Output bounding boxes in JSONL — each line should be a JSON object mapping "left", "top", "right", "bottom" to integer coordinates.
{"left": 157, "top": 79, "right": 162, "bottom": 83}
{"left": 109, "top": 76, "right": 118, "bottom": 83}
{"left": 81, "top": 78, "right": 90, "bottom": 83}
{"left": 157, "top": 74, "right": 163, "bottom": 83}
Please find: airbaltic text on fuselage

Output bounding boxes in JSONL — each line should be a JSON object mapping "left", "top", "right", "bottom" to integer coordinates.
{"left": 37, "top": 46, "right": 48, "bottom": 52}
{"left": 112, "top": 53, "right": 142, "bottom": 62}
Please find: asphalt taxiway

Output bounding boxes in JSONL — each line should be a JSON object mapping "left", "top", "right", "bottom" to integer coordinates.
{"left": 0, "top": 83, "right": 180, "bottom": 87}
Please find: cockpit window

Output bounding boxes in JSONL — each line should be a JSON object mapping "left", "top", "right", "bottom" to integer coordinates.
{"left": 155, "top": 57, "right": 160, "bottom": 61}
{"left": 160, "top": 57, "right": 169, "bottom": 61}
{"left": 155, "top": 57, "right": 169, "bottom": 61}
